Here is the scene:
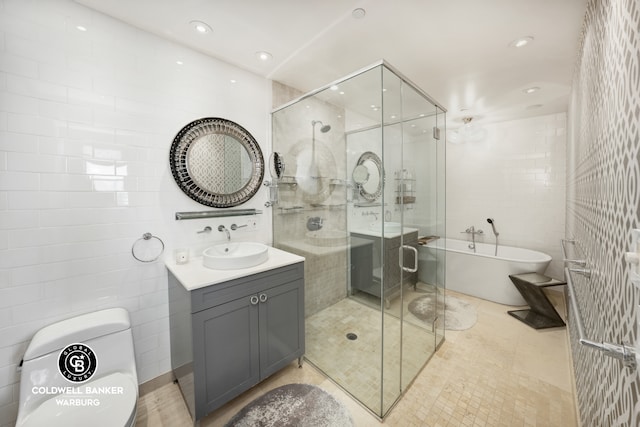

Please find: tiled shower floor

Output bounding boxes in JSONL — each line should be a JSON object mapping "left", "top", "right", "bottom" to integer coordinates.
{"left": 305, "top": 295, "right": 439, "bottom": 415}
{"left": 136, "top": 289, "right": 576, "bottom": 426}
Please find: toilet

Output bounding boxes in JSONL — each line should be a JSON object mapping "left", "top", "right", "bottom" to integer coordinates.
{"left": 15, "top": 308, "right": 138, "bottom": 427}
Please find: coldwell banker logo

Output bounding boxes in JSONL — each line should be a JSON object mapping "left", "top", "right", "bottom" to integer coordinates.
{"left": 58, "top": 343, "right": 97, "bottom": 383}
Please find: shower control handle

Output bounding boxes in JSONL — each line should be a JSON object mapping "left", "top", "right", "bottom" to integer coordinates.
{"left": 259, "top": 293, "right": 268, "bottom": 303}
{"left": 250, "top": 295, "right": 259, "bottom": 305}
{"left": 400, "top": 245, "right": 418, "bottom": 273}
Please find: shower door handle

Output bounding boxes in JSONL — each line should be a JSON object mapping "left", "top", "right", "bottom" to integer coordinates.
{"left": 400, "top": 245, "right": 418, "bottom": 273}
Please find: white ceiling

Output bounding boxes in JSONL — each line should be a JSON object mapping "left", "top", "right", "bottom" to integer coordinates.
{"left": 76, "top": 0, "right": 587, "bottom": 127}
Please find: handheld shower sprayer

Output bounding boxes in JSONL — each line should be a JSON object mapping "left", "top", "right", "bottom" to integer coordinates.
{"left": 487, "top": 218, "right": 499, "bottom": 237}
{"left": 487, "top": 218, "right": 499, "bottom": 256}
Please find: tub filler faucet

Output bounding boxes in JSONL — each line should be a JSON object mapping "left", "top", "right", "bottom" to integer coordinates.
{"left": 461, "top": 226, "right": 483, "bottom": 252}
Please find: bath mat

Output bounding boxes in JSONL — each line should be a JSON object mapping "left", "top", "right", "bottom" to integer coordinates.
{"left": 224, "top": 383, "right": 354, "bottom": 427}
{"left": 408, "top": 294, "right": 477, "bottom": 331}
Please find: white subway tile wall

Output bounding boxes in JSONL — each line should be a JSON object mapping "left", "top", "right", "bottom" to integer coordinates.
{"left": 446, "top": 114, "right": 567, "bottom": 279}
{"left": 0, "top": 0, "right": 271, "bottom": 425}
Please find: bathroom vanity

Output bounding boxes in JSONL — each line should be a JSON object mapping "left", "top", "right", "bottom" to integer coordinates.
{"left": 166, "top": 247, "right": 305, "bottom": 422}
{"left": 350, "top": 227, "right": 418, "bottom": 307}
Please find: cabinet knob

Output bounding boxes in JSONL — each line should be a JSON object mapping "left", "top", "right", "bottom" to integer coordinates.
{"left": 259, "top": 293, "right": 268, "bottom": 303}
{"left": 250, "top": 295, "right": 259, "bottom": 305}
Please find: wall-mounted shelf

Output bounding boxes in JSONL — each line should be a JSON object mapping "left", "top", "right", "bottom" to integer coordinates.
{"left": 395, "top": 170, "right": 416, "bottom": 205}
{"left": 175, "top": 209, "right": 263, "bottom": 220}
{"left": 277, "top": 206, "right": 304, "bottom": 213}
{"left": 354, "top": 202, "right": 384, "bottom": 208}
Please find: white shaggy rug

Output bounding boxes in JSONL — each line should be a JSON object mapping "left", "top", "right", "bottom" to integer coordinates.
{"left": 224, "top": 383, "right": 354, "bottom": 427}
{"left": 408, "top": 294, "right": 478, "bottom": 331}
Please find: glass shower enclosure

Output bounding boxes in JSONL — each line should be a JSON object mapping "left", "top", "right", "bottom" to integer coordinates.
{"left": 271, "top": 61, "right": 446, "bottom": 418}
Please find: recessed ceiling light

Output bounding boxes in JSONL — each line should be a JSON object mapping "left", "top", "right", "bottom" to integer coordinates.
{"left": 176, "top": 60, "right": 184, "bottom": 65}
{"left": 419, "top": 113, "right": 425, "bottom": 117}
{"left": 76, "top": 25, "right": 87, "bottom": 32}
{"left": 330, "top": 85, "right": 339, "bottom": 91}
{"left": 390, "top": 115, "right": 397, "bottom": 119}
{"left": 509, "top": 36, "right": 534, "bottom": 48}
{"left": 230, "top": 79, "right": 237, "bottom": 84}
{"left": 339, "top": 91, "right": 345, "bottom": 95}
{"left": 190, "top": 20, "right": 212, "bottom": 34}
{"left": 256, "top": 51, "right": 273, "bottom": 61}
{"left": 523, "top": 86, "right": 540, "bottom": 94}
{"left": 352, "top": 8, "right": 366, "bottom": 19}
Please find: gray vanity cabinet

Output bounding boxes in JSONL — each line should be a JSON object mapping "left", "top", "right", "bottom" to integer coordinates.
{"left": 168, "top": 261, "right": 304, "bottom": 422}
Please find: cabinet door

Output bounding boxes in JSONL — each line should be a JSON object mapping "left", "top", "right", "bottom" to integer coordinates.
{"left": 193, "top": 294, "right": 260, "bottom": 418}
{"left": 258, "top": 279, "right": 305, "bottom": 379}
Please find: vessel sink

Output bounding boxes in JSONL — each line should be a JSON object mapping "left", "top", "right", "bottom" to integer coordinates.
{"left": 202, "top": 242, "right": 269, "bottom": 270}
{"left": 369, "top": 222, "right": 401, "bottom": 233}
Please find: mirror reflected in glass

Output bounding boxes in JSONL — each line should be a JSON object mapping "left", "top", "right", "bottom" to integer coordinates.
{"left": 355, "top": 151, "right": 383, "bottom": 201}
{"left": 352, "top": 164, "right": 369, "bottom": 185}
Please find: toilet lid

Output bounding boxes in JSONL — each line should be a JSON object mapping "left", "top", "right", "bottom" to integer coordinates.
{"left": 18, "top": 372, "right": 137, "bottom": 427}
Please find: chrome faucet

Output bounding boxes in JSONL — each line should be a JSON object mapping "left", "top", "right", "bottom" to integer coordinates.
{"left": 461, "top": 226, "right": 483, "bottom": 252}
{"left": 218, "top": 225, "right": 230, "bottom": 241}
{"left": 464, "top": 226, "right": 483, "bottom": 235}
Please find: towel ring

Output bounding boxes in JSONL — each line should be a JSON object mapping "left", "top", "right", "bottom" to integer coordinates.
{"left": 132, "top": 233, "right": 165, "bottom": 262}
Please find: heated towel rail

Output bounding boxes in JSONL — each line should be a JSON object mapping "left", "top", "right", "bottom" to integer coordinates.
{"left": 562, "top": 239, "right": 637, "bottom": 369}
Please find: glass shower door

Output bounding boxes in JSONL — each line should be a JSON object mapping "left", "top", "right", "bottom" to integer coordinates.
{"left": 380, "top": 67, "right": 445, "bottom": 410}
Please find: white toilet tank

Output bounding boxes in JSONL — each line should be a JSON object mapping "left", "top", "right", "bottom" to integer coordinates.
{"left": 16, "top": 308, "right": 139, "bottom": 427}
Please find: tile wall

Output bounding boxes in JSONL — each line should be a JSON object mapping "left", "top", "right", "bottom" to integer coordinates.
{"left": 0, "top": 0, "right": 271, "bottom": 424}
{"left": 446, "top": 113, "right": 567, "bottom": 279}
{"left": 566, "top": 0, "right": 640, "bottom": 424}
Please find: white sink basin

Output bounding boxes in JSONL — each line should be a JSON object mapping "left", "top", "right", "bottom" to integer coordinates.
{"left": 369, "top": 222, "right": 401, "bottom": 233}
{"left": 202, "top": 242, "right": 269, "bottom": 270}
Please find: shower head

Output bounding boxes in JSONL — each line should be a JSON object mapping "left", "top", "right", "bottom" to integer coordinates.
{"left": 311, "top": 120, "right": 331, "bottom": 133}
{"left": 487, "top": 218, "right": 493, "bottom": 224}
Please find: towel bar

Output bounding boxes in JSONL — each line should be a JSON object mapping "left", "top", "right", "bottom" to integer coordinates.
{"left": 564, "top": 267, "right": 636, "bottom": 369}
{"left": 561, "top": 238, "right": 588, "bottom": 266}
{"left": 175, "top": 209, "right": 262, "bottom": 220}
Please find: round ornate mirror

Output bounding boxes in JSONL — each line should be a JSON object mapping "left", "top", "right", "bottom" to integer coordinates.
{"left": 355, "top": 151, "right": 383, "bottom": 202}
{"left": 170, "top": 118, "right": 264, "bottom": 208}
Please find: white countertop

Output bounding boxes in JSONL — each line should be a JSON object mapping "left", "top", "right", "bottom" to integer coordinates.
{"left": 350, "top": 227, "right": 419, "bottom": 238}
{"left": 165, "top": 246, "right": 305, "bottom": 291}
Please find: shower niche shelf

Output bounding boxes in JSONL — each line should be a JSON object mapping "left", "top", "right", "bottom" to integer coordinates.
{"left": 395, "top": 170, "right": 416, "bottom": 205}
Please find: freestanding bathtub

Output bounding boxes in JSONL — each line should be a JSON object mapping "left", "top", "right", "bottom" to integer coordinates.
{"left": 424, "top": 238, "right": 552, "bottom": 306}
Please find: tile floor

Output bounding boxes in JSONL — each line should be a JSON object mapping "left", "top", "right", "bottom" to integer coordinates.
{"left": 305, "top": 297, "right": 437, "bottom": 415}
{"left": 135, "top": 289, "right": 576, "bottom": 426}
